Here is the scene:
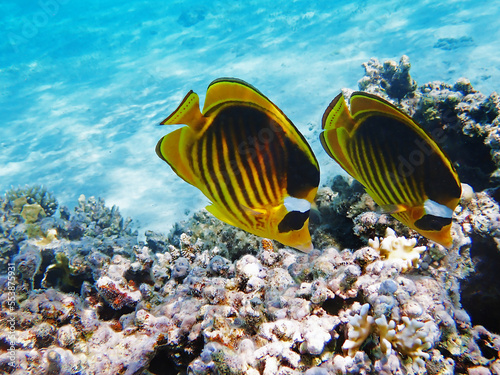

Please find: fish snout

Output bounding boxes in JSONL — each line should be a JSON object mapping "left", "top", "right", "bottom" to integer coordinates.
{"left": 294, "top": 241, "right": 314, "bottom": 253}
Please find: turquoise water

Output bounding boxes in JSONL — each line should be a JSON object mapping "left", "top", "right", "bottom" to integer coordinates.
{"left": 1, "top": 0, "right": 499, "bottom": 233}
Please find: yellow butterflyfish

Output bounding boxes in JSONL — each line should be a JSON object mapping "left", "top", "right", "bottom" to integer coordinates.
{"left": 320, "top": 92, "right": 461, "bottom": 248}
{"left": 157, "top": 78, "right": 320, "bottom": 252}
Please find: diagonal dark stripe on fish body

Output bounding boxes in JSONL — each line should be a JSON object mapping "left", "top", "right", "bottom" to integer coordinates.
{"left": 157, "top": 78, "right": 319, "bottom": 252}
{"left": 214, "top": 117, "right": 254, "bottom": 228}
{"left": 228, "top": 117, "right": 262, "bottom": 207}
{"left": 192, "top": 105, "right": 291, "bottom": 230}
{"left": 241, "top": 109, "right": 276, "bottom": 205}
{"left": 350, "top": 115, "right": 429, "bottom": 206}
{"left": 320, "top": 91, "right": 461, "bottom": 248}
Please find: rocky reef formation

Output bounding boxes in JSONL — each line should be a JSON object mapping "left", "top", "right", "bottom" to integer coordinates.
{"left": 0, "top": 185, "right": 498, "bottom": 373}
{"left": 1, "top": 58, "right": 500, "bottom": 374}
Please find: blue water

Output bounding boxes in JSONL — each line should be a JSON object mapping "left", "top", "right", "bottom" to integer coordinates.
{"left": 1, "top": 0, "right": 499, "bottom": 233}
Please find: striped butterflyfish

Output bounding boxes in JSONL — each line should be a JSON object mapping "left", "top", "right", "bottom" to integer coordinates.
{"left": 320, "top": 92, "right": 461, "bottom": 248}
{"left": 156, "top": 78, "right": 320, "bottom": 252}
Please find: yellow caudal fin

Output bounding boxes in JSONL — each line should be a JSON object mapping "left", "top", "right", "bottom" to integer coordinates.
{"left": 202, "top": 78, "right": 286, "bottom": 120}
{"left": 349, "top": 92, "right": 415, "bottom": 127}
{"left": 156, "top": 128, "right": 197, "bottom": 186}
{"left": 320, "top": 93, "right": 359, "bottom": 179}
{"left": 161, "top": 91, "right": 205, "bottom": 132}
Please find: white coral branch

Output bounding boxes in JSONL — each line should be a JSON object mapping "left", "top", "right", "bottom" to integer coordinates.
{"left": 369, "top": 228, "right": 427, "bottom": 272}
{"left": 342, "top": 303, "right": 374, "bottom": 357}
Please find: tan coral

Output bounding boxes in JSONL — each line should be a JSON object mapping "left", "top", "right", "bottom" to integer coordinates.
{"left": 393, "top": 317, "right": 433, "bottom": 371}
{"left": 368, "top": 228, "right": 427, "bottom": 272}
{"left": 345, "top": 303, "right": 433, "bottom": 371}
{"left": 375, "top": 314, "right": 433, "bottom": 371}
{"left": 342, "top": 303, "right": 374, "bottom": 357}
{"left": 374, "top": 315, "right": 396, "bottom": 355}
{"left": 36, "top": 228, "right": 58, "bottom": 247}
{"left": 21, "top": 203, "right": 46, "bottom": 223}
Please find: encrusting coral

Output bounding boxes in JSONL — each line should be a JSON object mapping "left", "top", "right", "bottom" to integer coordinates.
{"left": 358, "top": 55, "right": 417, "bottom": 100}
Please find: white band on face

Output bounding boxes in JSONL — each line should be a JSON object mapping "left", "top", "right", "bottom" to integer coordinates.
{"left": 284, "top": 196, "right": 311, "bottom": 213}
{"left": 424, "top": 199, "right": 453, "bottom": 218}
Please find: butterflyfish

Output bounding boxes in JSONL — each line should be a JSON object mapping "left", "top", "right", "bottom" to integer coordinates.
{"left": 320, "top": 92, "right": 461, "bottom": 248}
{"left": 156, "top": 78, "right": 320, "bottom": 252}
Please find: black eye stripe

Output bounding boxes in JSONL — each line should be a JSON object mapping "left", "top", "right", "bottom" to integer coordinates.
{"left": 414, "top": 215, "right": 452, "bottom": 231}
{"left": 278, "top": 210, "right": 310, "bottom": 233}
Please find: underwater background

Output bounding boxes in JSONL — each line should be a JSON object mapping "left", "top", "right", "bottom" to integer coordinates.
{"left": 2, "top": 0, "right": 499, "bottom": 234}
{"left": 2, "top": 0, "right": 500, "bottom": 374}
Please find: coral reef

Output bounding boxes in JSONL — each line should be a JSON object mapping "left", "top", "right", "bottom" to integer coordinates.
{"left": 315, "top": 56, "right": 500, "bottom": 340}
{"left": 312, "top": 175, "right": 372, "bottom": 249}
{"left": 2, "top": 57, "right": 500, "bottom": 374}
{"left": 358, "top": 55, "right": 417, "bottom": 100}
{"left": 1, "top": 186, "right": 499, "bottom": 374}
{"left": 5, "top": 185, "right": 58, "bottom": 217}
{"left": 343, "top": 303, "right": 433, "bottom": 370}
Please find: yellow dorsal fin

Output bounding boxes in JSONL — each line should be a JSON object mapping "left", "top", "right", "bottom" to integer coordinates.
{"left": 156, "top": 128, "right": 197, "bottom": 186}
{"left": 322, "top": 93, "right": 356, "bottom": 132}
{"left": 320, "top": 93, "right": 359, "bottom": 179}
{"left": 202, "top": 78, "right": 284, "bottom": 119}
{"left": 203, "top": 78, "right": 312, "bottom": 151}
{"left": 160, "top": 91, "right": 205, "bottom": 132}
{"left": 349, "top": 92, "right": 413, "bottom": 124}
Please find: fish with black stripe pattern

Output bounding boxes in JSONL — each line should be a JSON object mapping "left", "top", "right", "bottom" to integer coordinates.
{"left": 156, "top": 78, "right": 320, "bottom": 252}
{"left": 320, "top": 91, "right": 461, "bottom": 248}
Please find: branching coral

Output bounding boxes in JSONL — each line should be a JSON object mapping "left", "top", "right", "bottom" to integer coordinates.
{"left": 344, "top": 303, "right": 433, "bottom": 371}
{"left": 374, "top": 315, "right": 396, "bottom": 355}
{"left": 6, "top": 185, "right": 58, "bottom": 216}
{"left": 393, "top": 317, "right": 433, "bottom": 370}
{"left": 342, "top": 303, "right": 374, "bottom": 356}
{"left": 368, "top": 228, "right": 427, "bottom": 272}
{"left": 73, "top": 194, "right": 135, "bottom": 237}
